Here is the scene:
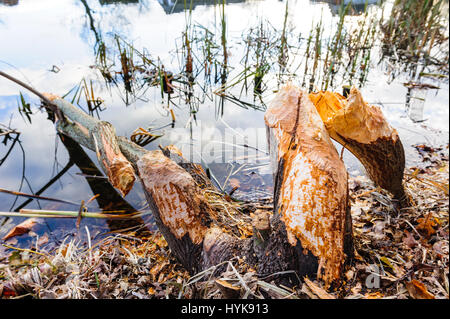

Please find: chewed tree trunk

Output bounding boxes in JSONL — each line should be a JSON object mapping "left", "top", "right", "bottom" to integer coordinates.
{"left": 309, "top": 88, "right": 408, "bottom": 205}
{"left": 44, "top": 87, "right": 353, "bottom": 289}
{"left": 264, "top": 84, "right": 353, "bottom": 286}
{"left": 58, "top": 133, "right": 150, "bottom": 235}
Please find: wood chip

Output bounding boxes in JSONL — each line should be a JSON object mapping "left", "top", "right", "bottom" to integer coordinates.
{"left": 303, "top": 277, "right": 335, "bottom": 299}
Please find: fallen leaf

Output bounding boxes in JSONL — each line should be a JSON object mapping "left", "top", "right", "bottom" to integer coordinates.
{"left": 216, "top": 279, "right": 241, "bottom": 299}
{"left": 119, "top": 280, "right": 129, "bottom": 292}
{"left": 0, "top": 284, "right": 16, "bottom": 298}
{"left": 371, "top": 221, "right": 387, "bottom": 240}
{"left": 2, "top": 218, "right": 39, "bottom": 241}
{"left": 403, "top": 230, "right": 417, "bottom": 248}
{"left": 345, "top": 269, "right": 354, "bottom": 281}
{"left": 350, "top": 282, "right": 362, "bottom": 295}
{"left": 432, "top": 240, "right": 448, "bottom": 257}
{"left": 405, "top": 280, "right": 435, "bottom": 299}
{"left": 301, "top": 284, "right": 318, "bottom": 299}
{"left": 303, "top": 277, "right": 335, "bottom": 299}
{"left": 150, "top": 260, "right": 168, "bottom": 281}
{"left": 60, "top": 244, "right": 69, "bottom": 257}
{"left": 416, "top": 213, "right": 438, "bottom": 238}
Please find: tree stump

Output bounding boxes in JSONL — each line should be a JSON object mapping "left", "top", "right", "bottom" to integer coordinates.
{"left": 264, "top": 84, "right": 353, "bottom": 286}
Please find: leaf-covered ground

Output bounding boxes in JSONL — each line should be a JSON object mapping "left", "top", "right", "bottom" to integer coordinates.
{"left": 0, "top": 144, "right": 448, "bottom": 299}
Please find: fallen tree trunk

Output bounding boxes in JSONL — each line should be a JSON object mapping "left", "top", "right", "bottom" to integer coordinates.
{"left": 50, "top": 96, "right": 245, "bottom": 274}
{"left": 44, "top": 93, "right": 136, "bottom": 197}
{"left": 58, "top": 133, "right": 150, "bottom": 235}
{"left": 308, "top": 88, "right": 408, "bottom": 204}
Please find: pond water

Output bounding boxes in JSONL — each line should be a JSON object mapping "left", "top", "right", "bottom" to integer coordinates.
{"left": 0, "top": 0, "right": 448, "bottom": 246}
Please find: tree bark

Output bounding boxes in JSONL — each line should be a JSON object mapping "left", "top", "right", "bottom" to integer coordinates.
{"left": 264, "top": 84, "right": 353, "bottom": 286}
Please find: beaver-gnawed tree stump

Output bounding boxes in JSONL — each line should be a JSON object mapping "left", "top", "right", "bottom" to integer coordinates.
{"left": 309, "top": 88, "right": 409, "bottom": 206}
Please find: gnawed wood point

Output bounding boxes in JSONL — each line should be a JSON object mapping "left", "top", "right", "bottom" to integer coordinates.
{"left": 309, "top": 88, "right": 407, "bottom": 202}
{"left": 44, "top": 93, "right": 136, "bottom": 197}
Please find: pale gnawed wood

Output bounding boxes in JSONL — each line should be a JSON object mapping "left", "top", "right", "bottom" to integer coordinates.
{"left": 92, "top": 121, "right": 135, "bottom": 197}
{"left": 136, "top": 150, "right": 210, "bottom": 245}
{"left": 136, "top": 150, "right": 215, "bottom": 273}
{"left": 47, "top": 95, "right": 135, "bottom": 197}
{"left": 309, "top": 88, "right": 407, "bottom": 202}
{"left": 160, "top": 145, "right": 215, "bottom": 189}
{"left": 265, "top": 84, "right": 351, "bottom": 286}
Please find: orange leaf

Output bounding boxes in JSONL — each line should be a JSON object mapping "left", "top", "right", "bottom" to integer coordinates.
{"left": 366, "top": 291, "right": 384, "bottom": 299}
{"left": 405, "top": 280, "right": 435, "bottom": 299}
{"left": 416, "top": 213, "right": 437, "bottom": 238}
{"left": 150, "top": 260, "right": 168, "bottom": 281}
{"left": 2, "top": 218, "right": 38, "bottom": 241}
